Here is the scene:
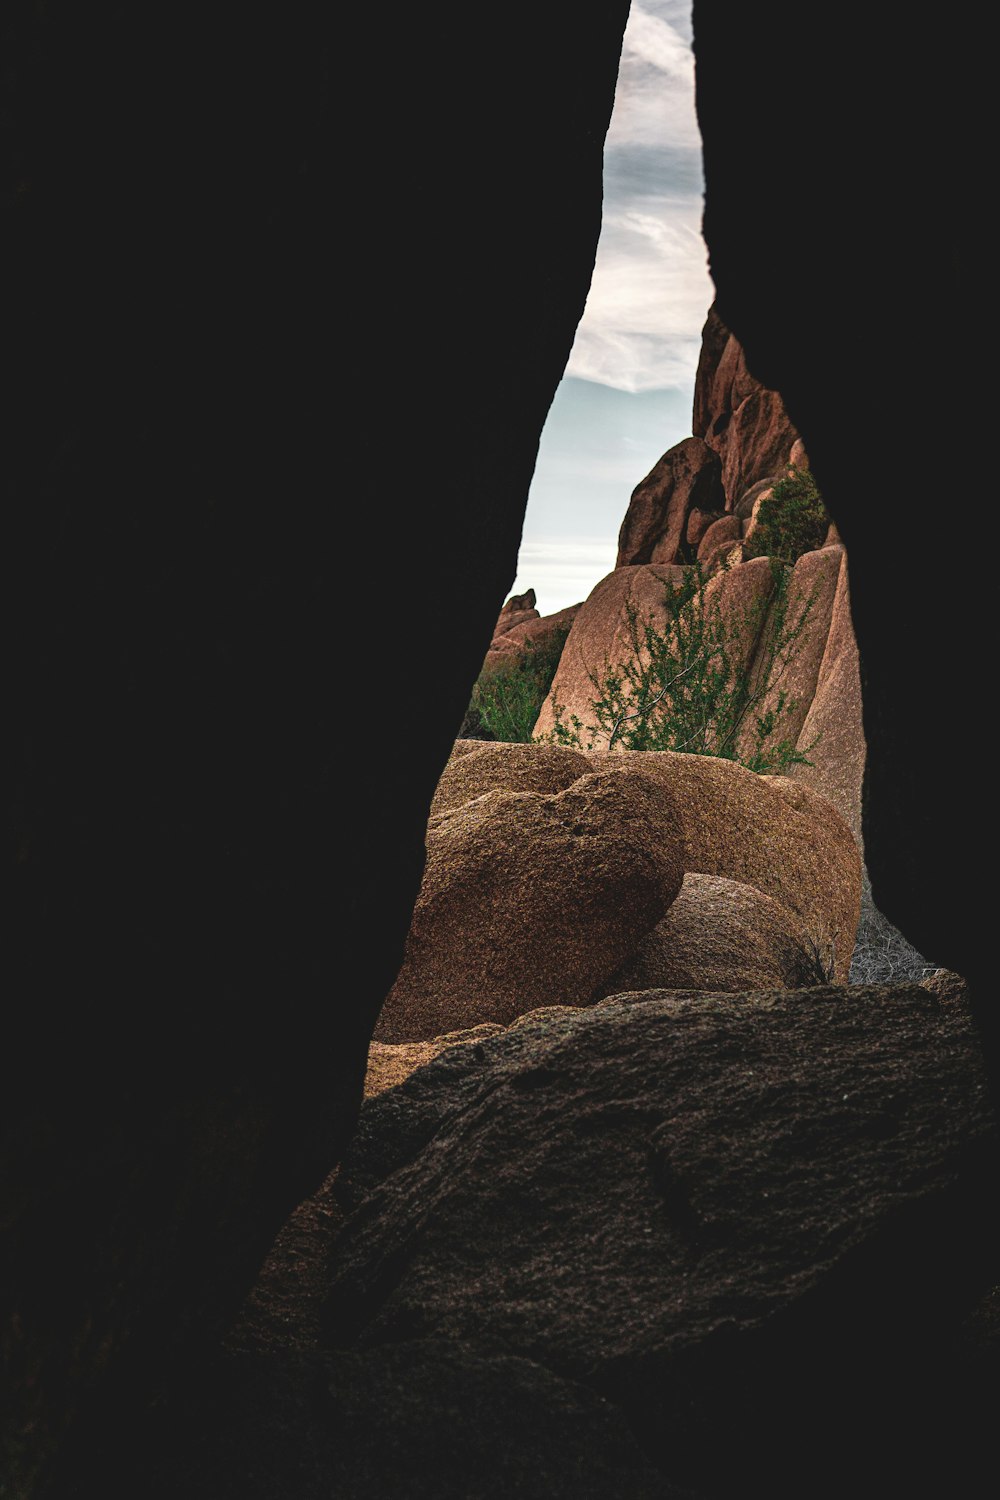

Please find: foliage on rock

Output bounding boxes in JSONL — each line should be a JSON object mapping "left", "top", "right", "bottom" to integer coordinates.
{"left": 744, "top": 464, "right": 829, "bottom": 562}
{"left": 461, "top": 627, "right": 570, "bottom": 743}
{"left": 541, "top": 561, "right": 819, "bottom": 774}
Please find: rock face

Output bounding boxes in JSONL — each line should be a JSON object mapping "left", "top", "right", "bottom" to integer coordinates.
{"left": 324, "top": 986, "right": 999, "bottom": 1499}
{"left": 598, "top": 872, "right": 828, "bottom": 994}
{"left": 692, "top": 306, "right": 800, "bottom": 502}
{"left": 430, "top": 741, "right": 591, "bottom": 818}
{"left": 532, "top": 565, "right": 685, "bottom": 744}
{"left": 608, "top": 752, "right": 861, "bottom": 980}
{"left": 616, "top": 437, "right": 724, "bottom": 567}
{"left": 374, "top": 766, "right": 685, "bottom": 1041}
{"left": 480, "top": 602, "right": 581, "bottom": 672}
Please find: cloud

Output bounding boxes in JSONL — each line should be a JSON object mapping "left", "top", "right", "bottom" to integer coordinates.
{"left": 566, "top": 197, "right": 711, "bottom": 391}
{"left": 562, "top": 2, "right": 714, "bottom": 393}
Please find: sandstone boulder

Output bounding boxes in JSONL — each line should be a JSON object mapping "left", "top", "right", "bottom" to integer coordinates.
{"left": 695, "top": 513, "right": 741, "bottom": 562}
{"left": 685, "top": 506, "right": 726, "bottom": 549}
{"left": 786, "top": 546, "right": 866, "bottom": 840}
{"left": 607, "top": 751, "right": 860, "bottom": 978}
{"left": 692, "top": 308, "right": 799, "bottom": 506}
{"left": 532, "top": 565, "right": 685, "bottom": 744}
{"left": 325, "top": 986, "right": 999, "bottom": 1499}
{"left": 495, "top": 589, "right": 539, "bottom": 633}
{"left": 431, "top": 741, "right": 591, "bottom": 819}
{"left": 616, "top": 437, "right": 724, "bottom": 567}
{"left": 598, "top": 872, "right": 828, "bottom": 994}
{"left": 374, "top": 766, "right": 685, "bottom": 1041}
{"left": 481, "top": 603, "right": 580, "bottom": 673}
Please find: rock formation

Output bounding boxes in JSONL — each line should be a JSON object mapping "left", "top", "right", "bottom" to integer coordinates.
{"left": 378, "top": 742, "right": 859, "bottom": 1042}
{"left": 535, "top": 311, "right": 866, "bottom": 843}
{"left": 375, "top": 762, "right": 686, "bottom": 1041}
{"left": 324, "top": 982, "right": 998, "bottom": 1499}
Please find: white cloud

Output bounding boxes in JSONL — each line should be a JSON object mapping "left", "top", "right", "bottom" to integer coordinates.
{"left": 566, "top": 199, "right": 711, "bottom": 392}
{"left": 560, "top": 3, "right": 714, "bottom": 393}
{"left": 510, "top": 538, "right": 619, "bottom": 616}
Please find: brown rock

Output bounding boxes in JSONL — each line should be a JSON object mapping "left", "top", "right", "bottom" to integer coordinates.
{"left": 365, "top": 1025, "right": 505, "bottom": 1098}
{"left": 685, "top": 507, "right": 726, "bottom": 549}
{"left": 786, "top": 547, "right": 866, "bottom": 842}
{"left": 696, "top": 513, "right": 742, "bottom": 561}
{"left": 692, "top": 306, "right": 759, "bottom": 439}
{"left": 716, "top": 386, "right": 799, "bottom": 504}
{"left": 735, "top": 544, "right": 844, "bottom": 765}
{"left": 532, "top": 565, "right": 684, "bottom": 744}
{"left": 616, "top": 437, "right": 724, "bottom": 567}
{"left": 789, "top": 437, "right": 810, "bottom": 469}
{"left": 598, "top": 873, "right": 829, "bottom": 995}
{"left": 606, "top": 750, "right": 861, "bottom": 979}
{"left": 431, "top": 740, "right": 592, "bottom": 819}
{"left": 734, "top": 477, "right": 778, "bottom": 520}
{"left": 701, "top": 538, "right": 744, "bottom": 572}
{"left": 692, "top": 309, "right": 799, "bottom": 506}
{"left": 498, "top": 588, "right": 536, "bottom": 620}
{"left": 375, "top": 766, "right": 686, "bottom": 1041}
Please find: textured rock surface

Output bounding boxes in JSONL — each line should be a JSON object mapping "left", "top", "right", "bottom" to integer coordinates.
{"left": 430, "top": 741, "right": 591, "bottom": 819}
{"left": 598, "top": 872, "right": 826, "bottom": 994}
{"left": 608, "top": 752, "right": 861, "bottom": 979}
{"left": 691, "top": 307, "right": 799, "bottom": 504}
{"left": 483, "top": 603, "right": 582, "bottom": 670}
{"left": 616, "top": 437, "right": 724, "bottom": 566}
{"left": 786, "top": 547, "right": 865, "bottom": 839}
{"left": 695, "top": 513, "right": 742, "bottom": 562}
{"left": 532, "top": 565, "right": 684, "bottom": 743}
{"left": 375, "top": 766, "right": 685, "bottom": 1041}
{"left": 735, "top": 544, "right": 844, "bottom": 766}
{"left": 365, "top": 1026, "right": 505, "bottom": 1099}
{"left": 324, "top": 986, "right": 999, "bottom": 1498}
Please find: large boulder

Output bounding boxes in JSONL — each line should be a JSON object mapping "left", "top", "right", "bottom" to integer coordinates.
{"left": 616, "top": 437, "right": 724, "bottom": 567}
{"left": 535, "top": 557, "right": 779, "bottom": 749}
{"left": 607, "top": 752, "right": 861, "bottom": 979}
{"left": 374, "top": 765, "right": 685, "bottom": 1041}
{"left": 324, "top": 985, "right": 999, "bottom": 1499}
{"left": 598, "top": 872, "right": 828, "bottom": 994}
{"left": 430, "top": 741, "right": 591, "bottom": 819}
{"left": 532, "top": 565, "right": 685, "bottom": 745}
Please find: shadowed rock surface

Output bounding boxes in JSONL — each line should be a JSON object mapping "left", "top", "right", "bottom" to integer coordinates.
{"left": 375, "top": 767, "right": 685, "bottom": 1041}
{"left": 597, "top": 872, "right": 827, "bottom": 994}
{"left": 608, "top": 752, "right": 861, "bottom": 979}
{"left": 616, "top": 437, "right": 724, "bottom": 567}
{"left": 325, "top": 984, "right": 999, "bottom": 1498}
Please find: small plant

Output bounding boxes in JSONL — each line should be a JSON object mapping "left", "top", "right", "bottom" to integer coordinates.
{"left": 461, "top": 626, "right": 570, "bottom": 744}
{"left": 744, "top": 464, "right": 829, "bottom": 563}
{"left": 541, "top": 559, "right": 818, "bottom": 775}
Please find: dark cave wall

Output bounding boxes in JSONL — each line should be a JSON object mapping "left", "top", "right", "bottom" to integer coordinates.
{"left": 692, "top": 7, "right": 989, "bottom": 1019}
{"left": 4, "top": 4, "right": 630, "bottom": 1490}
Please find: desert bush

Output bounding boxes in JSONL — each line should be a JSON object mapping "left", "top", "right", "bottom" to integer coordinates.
{"left": 461, "top": 626, "right": 570, "bottom": 744}
{"left": 744, "top": 464, "right": 829, "bottom": 563}
{"left": 541, "top": 560, "right": 819, "bottom": 775}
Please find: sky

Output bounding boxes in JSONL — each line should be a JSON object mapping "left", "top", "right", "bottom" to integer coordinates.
{"left": 509, "top": 0, "right": 714, "bottom": 615}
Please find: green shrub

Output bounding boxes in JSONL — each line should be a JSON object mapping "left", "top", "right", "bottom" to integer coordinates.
{"left": 541, "top": 560, "right": 818, "bottom": 774}
{"left": 744, "top": 465, "right": 829, "bottom": 563}
{"left": 461, "top": 626, "right": 571, "bottom": 744}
